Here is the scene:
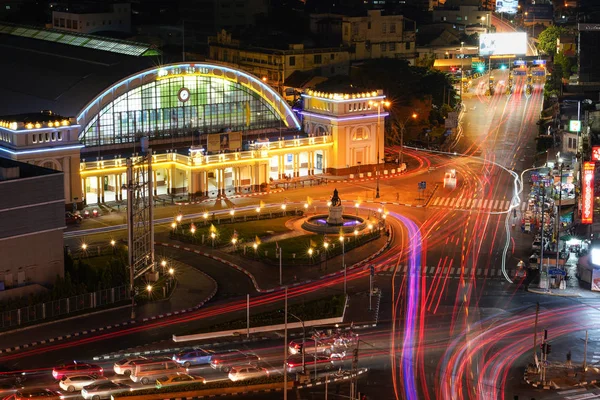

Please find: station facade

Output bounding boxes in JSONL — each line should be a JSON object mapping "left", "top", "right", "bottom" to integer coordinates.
{"left": 0, "top": 62, "right": 387, "bottom": 206}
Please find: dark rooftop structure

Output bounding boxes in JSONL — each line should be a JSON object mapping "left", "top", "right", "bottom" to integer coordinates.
{"left": 0, "top": 157, "right": 61, "bottom": 181}
{"left": 0, "top": 111, "right": 71, "bottom": 124}
{"left": 0, "top": 23, "right": 168, "bottom": 117}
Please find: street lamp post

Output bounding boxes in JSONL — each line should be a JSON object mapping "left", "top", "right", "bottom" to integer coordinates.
{"left": 399, "top": 113, "right": 418, "bottom": 163}
{"left": 339, "top": 235, "right": 346, "bottom": 295}
{"left": 369, "top": 100, "right": 390, "bottom": 199}
{"left": 460, "top": 42, "right": 464, "bottom": 104}
{"left": 283, "top": 287, "right": 288, "bottom": 400}
{"left": 287, "top": 312, "right": 306, "bottom": 375}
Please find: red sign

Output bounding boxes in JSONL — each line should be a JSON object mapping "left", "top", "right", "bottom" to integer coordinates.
{"left": 593, "top": 146, "right": 600, "bottom": 161}
{"left": 582, "top": 161, "right": 595, "bottom": 224}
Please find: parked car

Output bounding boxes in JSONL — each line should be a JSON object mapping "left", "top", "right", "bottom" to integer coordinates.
{"left": 286, "top": 355, "right": 334, "bottom": 374}
{"left": 81, "top": 382, "right": 130, "bottom": 400}
{"left": 65, "top": 212, "right": 82, "bottom": 225}
{"left": 210, "top": 351, "right": 260, "bottom": 373}
{"left": 52, "top": 363, "right": 103, "bottom": 380}
{"left": 227, "top": 366, "right": 269, "bottom": 382}
{"left": 172, "top": 349, "right": 213, "bottom": 367}
{"left": 3, "top": 389, "right": 60, "bottom": 400}
{"left": 155, "top": 373, "right": 205, "bottom": 389}
{"left": 59, "top": 375, "right": 107, "bottom": 392}
{"left": 113, "top": 357, "right": 147, "bottom": 375}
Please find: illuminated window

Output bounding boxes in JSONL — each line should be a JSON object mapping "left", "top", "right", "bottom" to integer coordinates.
{"left": 353, "top": 127, "right": 368, "bottom": 141}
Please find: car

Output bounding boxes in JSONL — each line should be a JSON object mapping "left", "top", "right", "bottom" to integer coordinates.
{"left": 59, "top": 375, "right": 107, "bottom": 392}
{"left": 65, "top": 212, "right": 82, "bottom": 225}
{"left": 210, "top": 351, "right": 260, "bottom": 373}
{"left": 3, "top": 389, "right": 60, "bottom": 400}
{"left": 443, "top": 169, "right": 457, "bottom": 188}
{"left": 172, "top": 349, "right": 213, "bottom": 367}
{"left": 113, "top": 357, "right": 147, "bottom": 375}
{"left": 286, "top": 355, "right": 334, "bottom": 374}
{"left": 52, "top": 363, "right": 103, "bottom": 380}
{"left": 227, "top": 366, "right": 269, "bottom": 382}
{"left": 155, "top": 373, "right": 205, "bottom": 389}
{"left": 81, "top": 382, "right": 131, "bottom": 400}
{"left": 288, "top": 339, "right": 336, "bottom": 356}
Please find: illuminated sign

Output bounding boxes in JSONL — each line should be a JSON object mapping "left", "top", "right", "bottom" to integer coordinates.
{"left": 514, "top": 60, "right": 526, "bottom": 66}
{"left": 569, "top": 120, "right": 582, "bottom": 132}
{"left": 593, "top": 146, "right": 600, "bottom": 161}
{"left": 496, "top": 0, "right": 518, "bottom": 14}
{"left": 582, "top": 161, "right": 595, "bottom": 224}
{"left": 533, "top": 59, "right": 547, "bottom": 65}
{"left": 479, "top": 33, "right": 528, "bottom": 56}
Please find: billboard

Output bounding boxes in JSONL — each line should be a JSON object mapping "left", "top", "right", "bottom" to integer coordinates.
{"left": 582, "top": 161, "right": 595, "bottom": 225}
{"left": 569, "top": 120, "right": 581, "bottom": 132}
{"left": 479, "top": 33, "right": 528, "bottom": 56}
{"left": 592, "top": 146, "right": 600, "bottom": 161}
{"left": 496, "top": 0, "right": 518, "bottom": 14}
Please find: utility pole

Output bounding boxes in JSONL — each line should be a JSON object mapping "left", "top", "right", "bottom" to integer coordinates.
{"left": 556, "top": 159, "right": 563, "bottom": 274}
{"left": 584, "top": 330, "right": 589, "bottom": 371}
{"left": 533, "top": 302, "right": 540, "bottom": 369}
{"left": 283, "top": 287, "right": 288, "bottom": 400}
{"left": 539, "top": 181, "right": 547, "bottom": 290}
{"left": 279, "top": 246, "right": 283, "bottom": 285}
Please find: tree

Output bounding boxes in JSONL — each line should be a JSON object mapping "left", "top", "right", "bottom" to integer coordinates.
{"left": 554, "top": 51, "right": 572, "bottom": 79}
{"left": 537, "top": 26, "right": 570, "bottom": 55}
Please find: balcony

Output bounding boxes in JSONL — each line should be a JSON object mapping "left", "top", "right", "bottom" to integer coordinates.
{"left": 79, "top": 135, "right": 333, "bottom": 172}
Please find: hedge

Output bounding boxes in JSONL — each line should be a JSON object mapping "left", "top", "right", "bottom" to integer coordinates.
{"left": 113, "top": 376, "right": 284, "bottom": 397}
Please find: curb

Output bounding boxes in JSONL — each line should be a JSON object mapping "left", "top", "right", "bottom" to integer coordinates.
{"left": 156, "top": 369, "right": 369, "bottom": 399}
{"left": 175, "top": 189, "right": 286, "bottom": 206}
{"left": 93, "top": 324, "right": 378, "bottom": 361}
{"left": 0, "top": 271, "right": 219, "bottom": 355}
{"left": 527, "top": 288, "right": 581, "bottom": 298}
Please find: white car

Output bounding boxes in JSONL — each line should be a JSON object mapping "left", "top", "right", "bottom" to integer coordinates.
{"left": 443, "top": 169, "right": 457, "bottom": 188}
{"left": 228, "top": 366, "right": 269, "bottom": 382}
{"left": 59, "top": 375, "right": 107, "bottom": 392}
{"left": 113, "top": 357, "right": 147, "bottom": 375}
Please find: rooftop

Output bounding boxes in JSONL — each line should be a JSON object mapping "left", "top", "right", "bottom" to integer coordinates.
{"left": 0, "top": 157, "right": 61, "bottom": 181}
{"left": 0, "top": 31, "right": 167, "bottom": 117}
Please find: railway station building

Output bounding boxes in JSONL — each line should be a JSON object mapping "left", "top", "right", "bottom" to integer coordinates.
{"left": 0, "top": 23, "right": 387, "bottom": 207}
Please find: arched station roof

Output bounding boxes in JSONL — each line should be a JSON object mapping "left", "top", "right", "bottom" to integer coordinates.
{"left": 77, "top": 62, "right": 301, "bottom": 139}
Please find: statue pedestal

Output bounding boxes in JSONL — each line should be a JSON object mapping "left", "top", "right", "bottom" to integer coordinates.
{"left": 327, "top": 205, "right": 344, "bottom": 225}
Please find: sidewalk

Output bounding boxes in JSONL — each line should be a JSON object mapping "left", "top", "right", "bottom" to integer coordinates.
{"left": 0, "top": 262, "right": 217, "bottom": 351}
{"left": 156, "top": 231, "right": 389, "bottom": 290}
{"left": 525, "top": 362, "right": 600, "bottom": 389}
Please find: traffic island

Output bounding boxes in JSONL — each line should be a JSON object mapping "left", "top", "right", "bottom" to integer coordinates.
{"left": 524, "top": 363, "right": 600, "bottom": 389}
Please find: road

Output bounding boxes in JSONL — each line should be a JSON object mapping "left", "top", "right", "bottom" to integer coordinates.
{"left": 3, "top": 68, "right": 592, "bottom": 400}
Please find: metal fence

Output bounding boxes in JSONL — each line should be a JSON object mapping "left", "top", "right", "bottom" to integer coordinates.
{"left": 0, "top": 286, "right": 129, "bottom": 329}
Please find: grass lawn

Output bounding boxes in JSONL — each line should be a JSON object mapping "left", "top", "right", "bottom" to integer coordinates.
{"left": 172, "top": 217, "right": 292, "bottom": 246}
{"left": 245, "top": 231, "right": 380, "bottom": 264}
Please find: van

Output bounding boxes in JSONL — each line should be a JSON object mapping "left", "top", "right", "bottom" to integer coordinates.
{"left": 130, "top": 360, "right": 184, "bottom": 385}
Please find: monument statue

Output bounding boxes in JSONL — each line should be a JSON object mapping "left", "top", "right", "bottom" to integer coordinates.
{"left": 331, "top": 188, "right": 342, "bottom": 207}
{"left": 327, "top": 188, "right": 344, "bottom": 225}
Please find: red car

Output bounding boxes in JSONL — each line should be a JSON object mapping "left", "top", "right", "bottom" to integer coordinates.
{"left": 52, "top": 363, "right": 103, "bottom": 380}
{"left": 65, "top": 212, "right": 82, "bottom": 225}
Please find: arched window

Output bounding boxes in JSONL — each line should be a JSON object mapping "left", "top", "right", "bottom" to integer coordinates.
{"left": 352, "top": 127, "right": 368, "bottom": 141}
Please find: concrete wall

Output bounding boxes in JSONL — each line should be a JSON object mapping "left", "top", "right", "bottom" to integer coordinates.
{"left": 0, "top": 230, "right": 64, "bottom": 289}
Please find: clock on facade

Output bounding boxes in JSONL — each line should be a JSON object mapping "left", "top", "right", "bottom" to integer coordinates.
{"left": 178, "top": 87, "right": 190, "bottom": 103}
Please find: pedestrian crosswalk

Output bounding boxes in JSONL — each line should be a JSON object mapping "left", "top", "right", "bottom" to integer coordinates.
{"left": 557, "top": 388, "right": 600, "bottom": 400}
{"left": 376, "top": 264, "right": 521, "bottom": 279}
{"left": 429, "top": 196, "right": 527, "bottom": 212}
